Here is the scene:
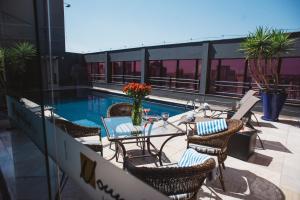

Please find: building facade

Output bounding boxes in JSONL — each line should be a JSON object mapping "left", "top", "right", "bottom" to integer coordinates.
{"left": 83, "top": 33, "right": 300, "bottom": 115}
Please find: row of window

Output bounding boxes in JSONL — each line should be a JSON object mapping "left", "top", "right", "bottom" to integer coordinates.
{"left": 111, "top": 61, "right": 141, "bottom": 83}
{"left": 86, "top": 57, "right": 300, "bottom": 101}
{"left": 148, "top": 60, "right": 201, "bottom": 90}
{"left": 86, "top": 63, "right": 105, "bottom": 81}
{"left": 209, "top": 57, "right": 300, "bottom": 101}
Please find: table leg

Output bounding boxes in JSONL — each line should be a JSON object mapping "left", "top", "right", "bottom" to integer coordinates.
{"left": 106, "top": 140, "right": 127, "bottom": 162}
{"left": 158, "top": 135, "right": 179, "bottom": 166}
{"left": 146, "top": 137, "right": 160, "bottom": 156}
{"left": 142, "top": 138, "right": 146, "bottom": 155}
{"left": 115, "top": 141, "right": 126, "bottom": 158}
{"left": 106, "top": 142, "right": 118, "bottom": 161}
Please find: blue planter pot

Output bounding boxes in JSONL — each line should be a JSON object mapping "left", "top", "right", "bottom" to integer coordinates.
{"left": 261, "top": 91, "right": 287, "bottom": 121}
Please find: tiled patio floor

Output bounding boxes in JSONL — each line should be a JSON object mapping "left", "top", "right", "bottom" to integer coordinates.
{"left": 101, "top": 111, "right": 300, "bottom": 200}
{"left": 1, "top": 109, "right": 299, "bottom": 199}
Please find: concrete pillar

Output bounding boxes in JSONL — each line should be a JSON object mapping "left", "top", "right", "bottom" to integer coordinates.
{"left": 104, "top": 52, "right": 111, "bottom": 83}
{"left": 199, "top": 42, "right": 210, "bottom": 95}
{"left": 140, "top": 48, "right": 148, "bottom": 83}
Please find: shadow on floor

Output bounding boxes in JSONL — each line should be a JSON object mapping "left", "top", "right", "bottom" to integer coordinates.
{"left": 200, "top": 167, "right": 285, "bottom": 200}
{"left": 260, "top": 140, "right": 292, "bottom": 153}
{"left": 247, "top": 152, "right": 273, "bottom": 167}
{"left": 254, "top": 122, "right": 278, "bottom": 129}
{"left": 126, "top": 149, "right": 172, "bottom": 166}
{"left": 278, "top": 119, "right": 300, "bottom": 128}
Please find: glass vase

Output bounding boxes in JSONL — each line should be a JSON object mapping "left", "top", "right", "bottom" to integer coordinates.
{"left": 132, "top": 99, "right": 142, "bottom": 125}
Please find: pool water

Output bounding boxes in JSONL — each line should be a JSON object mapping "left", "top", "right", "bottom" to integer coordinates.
{"left": 52, "top": 90, "right": 186, "bottom": 137}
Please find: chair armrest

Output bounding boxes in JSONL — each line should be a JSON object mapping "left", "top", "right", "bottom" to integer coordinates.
{"left": 186, "top": 119, "right": 243, "bottom": 141}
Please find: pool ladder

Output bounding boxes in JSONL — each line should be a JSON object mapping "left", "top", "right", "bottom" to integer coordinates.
{"left": 185, "top": 98, "right": 203, "bottom": 111}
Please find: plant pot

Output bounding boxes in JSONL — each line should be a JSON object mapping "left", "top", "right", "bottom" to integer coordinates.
{"left": 261, "top": 90, "right": 287, "bottom": 121}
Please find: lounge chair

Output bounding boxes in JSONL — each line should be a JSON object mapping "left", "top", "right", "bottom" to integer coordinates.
{"left": 196, "top": 90, "right": 258, "bottom": 121}
{"left": 124, "top": 148, "right": 216, "bottom": 200}
{"left": 53, "top": 118, "right": 103, "bottom": 155}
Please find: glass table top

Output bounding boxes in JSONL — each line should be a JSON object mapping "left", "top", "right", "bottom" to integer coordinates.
{"left": 102, "top": 116, "right": 185, "bottom": 140}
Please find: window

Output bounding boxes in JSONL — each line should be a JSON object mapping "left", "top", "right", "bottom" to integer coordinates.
{"left": 245, "top": 58, "right": 278, "bottom": 84}
{"left": 86, "top": 63, "right": 92, "bottom": 81}
{"left": 149, "top": 59, "right": 201, "bottom": 90}
{"left": 111, "top": 61, "right": 141, "bottom": 83}
{"left": 98, "top": 63, "right": 105, "bottom": 75}
{"left": 91, "top": 63, "right": 98, "bottom": 74}
{"left": 112, "top": 62, "right": 123, "bottom": 82}
{"left": 123, "top": 61, "right": 141, "bottom": 83}
{"left": 96, "top": 62, "right": 105, "bottom": 81}
{"left": 177, "top": 60, "right": 201, "bottom": 90}
{"left": 149, "top": 60, "right": 162, "bottom": 86}
{"left": 209, "top": 59, "right": 246, "bottom": 95}
{"left": 123, "top": 61, "right": 133, "bottom": 75}
{"left": 149, "top": 60, "right": 162, "bottom": 77}
{"left": 209, "top": 59, "right": 219, "bottom": 93}
{"left": 161, "top": 60, "right": 177, "bottom": 87}
{"left": 280, "top": 57, "right": 300, "bottom": 100}
{"left": 134, "top": 61, "right": 141, "bottom": 76}
{"left": 86, "top": 62, "right": 105, "bottom": 82}
{"left": 161, "top": 60, "right": 177, "bottom": 78}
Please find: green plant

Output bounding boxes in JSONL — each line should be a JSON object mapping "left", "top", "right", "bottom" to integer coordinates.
{"left": 240, "top": 27, "right": 295, "bottom": 91}
{"left": 0, "top": 48, "right": 6, "bottom": 90}
{"left": 0, "top": 42, "right": 37, "bottom": 95}
{"left": 6, "top": 42, "right": 37, "bottom": 73}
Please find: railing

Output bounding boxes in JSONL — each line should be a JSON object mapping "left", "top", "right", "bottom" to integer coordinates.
{"left": 210, "top": 80, "right": 300, "bottom": 104}
{"left": 209, "top": 80, "right": 250, "bottom": 97}
{"left": 90, "top": 73, "right": 106, "bottom": 83}
{"left": 149, "top": 76, "right": 200, "bottom": 92}
{"left": 111, "top": 75, "right": 141, "bottom": 84}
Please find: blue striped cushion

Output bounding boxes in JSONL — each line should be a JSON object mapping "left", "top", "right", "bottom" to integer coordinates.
{"left": 178, "top": 148, "right": 211, "bottom": 167}
{"left": 196, "top": 119, "right": 227, "bottom": 136}
{"left": 169, "top": 192, "right": 194, "bottom": 200}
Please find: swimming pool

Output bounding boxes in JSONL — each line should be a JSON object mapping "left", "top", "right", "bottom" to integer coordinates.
{"left": 51, "top": 90, "right": 187, "bottom": 137}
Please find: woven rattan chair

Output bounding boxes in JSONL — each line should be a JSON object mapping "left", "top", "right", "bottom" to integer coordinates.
{"left": 54, "top": 118, "right": 103, "bottom": 155}
{"left": 107, "top": 102, "right": 132, "bottom": 117}
{"left": 185, "top": 119, "right": 243, "bottom": 191}
{"left": 124, "top": 155, "right": 216, "bottom": 200}
{"left": 106, "top": 102, "right": 136, "bottom": 159}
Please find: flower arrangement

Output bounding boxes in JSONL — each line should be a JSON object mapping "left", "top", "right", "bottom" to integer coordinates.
{"left": 123, "top": 83, "right": 152, "bottom": 125}
{"left": 123, "top": 83, "right": 152, "bottom": 99}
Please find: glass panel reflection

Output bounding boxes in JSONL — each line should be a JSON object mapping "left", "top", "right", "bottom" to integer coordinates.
{"left": 209, "top": 59, "right": 246, "bottom": 95}
{"left": 280, "top": 57, "right": 300, "bottom": 100}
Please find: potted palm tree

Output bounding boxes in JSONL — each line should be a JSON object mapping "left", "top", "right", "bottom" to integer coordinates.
{"left": 0, "top": 42, "right": 37, "bottom": 104}
{"left": 241, "top": 27, "right": 295, "bottom": 121}
{"left": 0, "top": 48, "right": 6, "bottom": 110}
{"left": 5, "top": 42, "right": 37, "bottom": 92}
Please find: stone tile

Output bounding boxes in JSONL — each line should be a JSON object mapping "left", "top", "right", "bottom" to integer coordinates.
{"left": 1, "top": 105, "right": 300, "bottom": 199}
{"left": 281, "top": 186, "right": 300, "bottom": 200}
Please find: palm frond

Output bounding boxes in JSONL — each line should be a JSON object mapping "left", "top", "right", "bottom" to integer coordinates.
{"left": 240, "top": 27, "right": 295, "bottom": 90}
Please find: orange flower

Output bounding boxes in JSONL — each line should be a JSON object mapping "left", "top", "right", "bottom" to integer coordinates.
{"left": 123, "top": 82, "right": 152, "bottom": 99}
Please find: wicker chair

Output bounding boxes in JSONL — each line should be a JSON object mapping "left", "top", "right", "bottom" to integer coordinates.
{"left": 54, "top": 118, "right": 103, "bottom": 155}
{"left": 185, "top": 119, "right": 243, "bottom": 191}
{"left": 107, "top": 102, "right": 132, "bottom": 117}
{"left": 124, "top": 156, "right": 216, "bottom": 200}
{"left": 106, "top": 102, "right": 137, "bottom": 157}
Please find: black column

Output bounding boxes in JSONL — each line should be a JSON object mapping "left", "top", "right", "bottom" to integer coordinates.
{"left": 104, "top": 52, "right": 111, "bottom": 83}
{"left": 199, "top": 42, "right": 210, "bottom": 95}
{"left": 140, "top": 48, "right": 148, "bottom": 83}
